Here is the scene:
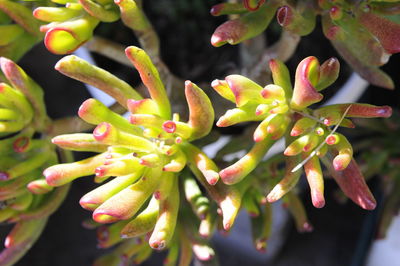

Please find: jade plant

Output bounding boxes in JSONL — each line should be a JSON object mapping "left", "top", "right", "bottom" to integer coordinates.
{"left": 33, "top": 0, "right": 162, "bottom": 61}
{"left": 0, "top": 0, "right": 399, "bottom": 265}
{"left": 212, "top": 56, "right": 391, "bottom": 210}
{"left": 211, "top": 0, "right": 400, "bottom": 88}
{"left": 42, "top": 51, "right": 391, "bottom": 264}
{"left": 43, "top": 47, "right": 240, "bottom": 264}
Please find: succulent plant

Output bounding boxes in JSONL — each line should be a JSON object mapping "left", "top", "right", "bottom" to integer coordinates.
{"left": 33, "top": 0, "right": 115, "bottom": 54}
{"left": 211, "top": 0, "right": 400, "bottom": 89}
{"left": 39, "top": 52, "right": 394, "bottom": 264}
{"left": 212, "top": 56, "right": 392, "bottom": 210}
{"left": 43, "top": 46, "right": 241, "bottom": 264}
{"left": 33, "top": 0, "right": 160, "bottom": 56}
{"left": 0, "top": 58, "right": 69, "bottom": 265}
{"left": 0, "top": 1, "right": 398, "bottom": 265}
{"left": 319, "top": 0, "right": 400, "bottom": 89}
{"left": 0, "top": 1, "right": 43, "bottom": 60}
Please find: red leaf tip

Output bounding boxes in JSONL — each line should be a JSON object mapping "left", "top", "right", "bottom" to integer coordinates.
{"left": 93, "top": 122, "right": 112, "bottom": 141}
{"left": 0, "top": 171, "right": 9, "bottom": 181}
{"left": 162, "top": 121, "right": 176, "bottom": 133}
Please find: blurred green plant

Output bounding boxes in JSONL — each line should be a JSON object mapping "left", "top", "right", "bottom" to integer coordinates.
{"left": 349, "top": 111, "right": 400, "bottom": 239}
{"left": 0, "top": 58, "right": 69, "bottom": 266}
{"left": 0, "top": 1, "right": 43, "bottom": 60}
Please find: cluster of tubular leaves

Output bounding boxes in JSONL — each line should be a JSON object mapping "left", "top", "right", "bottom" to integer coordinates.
{"left": 0, "top": 0, "right": 43, "bottom": 60}
{"left": 319, "top": 0, "right": 400, "bottom": 89}
{"left": 211, "top": 0, "right": 400, "bottom": 89}
{"left": 212, "top": 56, "right": 392, "bottom": 211}
{"left": 40, "top": 51, "right": 395, "bottom": 265}
{"left": 44, "top": 46, "right": 241, "bottom": 265}
{"left": 33, "top": 0, "right": 115, "bottom": 54}
{"left": 0, "top": 58, "right": 69, "bottom": 265}
{"left": 33, "top": 0, "right": 153, "bottom": 54}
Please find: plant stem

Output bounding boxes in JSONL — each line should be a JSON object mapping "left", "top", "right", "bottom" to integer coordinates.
{"left": 85, "top": 36, "right": 132, "bottom": 67}
{"left": 48, "top": 102, "right": 126, "bottom": 137}
{"left": 246, "top": 30, "right": 300, "bottom": 84}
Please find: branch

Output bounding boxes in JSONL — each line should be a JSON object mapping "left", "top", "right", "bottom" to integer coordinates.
{"left": 244, "top": 30, "right": 301, "bottom": 84}
{"left": 47, "top": 102, "right": 126, "bottom": 137}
